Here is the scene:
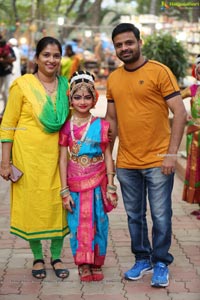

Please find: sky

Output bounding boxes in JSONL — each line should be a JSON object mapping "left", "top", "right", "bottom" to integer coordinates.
{"left": 102, "top": 0, "right": 137, "bottom": 9}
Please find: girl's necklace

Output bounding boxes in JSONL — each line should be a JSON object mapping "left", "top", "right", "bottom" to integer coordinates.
{"left": 70, "top": 113, "right": 92, "bottom": 156}
{"left": 73, "top": 114, "right": 91, "bottom": 126}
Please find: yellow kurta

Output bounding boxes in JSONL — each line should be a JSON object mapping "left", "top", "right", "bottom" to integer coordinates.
{"left": 0, "top": 75, "right": 69, "bottom": 240}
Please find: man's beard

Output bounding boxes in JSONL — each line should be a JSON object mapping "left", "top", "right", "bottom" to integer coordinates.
{"left": 117, "top": 46, "right": 140, "bottom": 64}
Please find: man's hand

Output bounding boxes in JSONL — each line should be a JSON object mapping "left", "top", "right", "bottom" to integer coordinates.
{"left": 161, "top": 154, "right": 177, "bottom": 175}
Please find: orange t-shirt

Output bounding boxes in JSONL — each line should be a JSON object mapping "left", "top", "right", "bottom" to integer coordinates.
{"left": 106, "top": 60, "right": 180, "bottom": 169}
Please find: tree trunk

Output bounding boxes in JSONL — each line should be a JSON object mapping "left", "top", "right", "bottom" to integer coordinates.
{"left": 88, "top": 0, "right": 103, "bottom": 27}
{"left": 150, "top": 0, "right": 157, "bottom": 15}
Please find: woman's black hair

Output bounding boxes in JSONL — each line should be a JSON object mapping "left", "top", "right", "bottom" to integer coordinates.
{"left": 112, "top": 23, "right": 140, "bottom": 41}
{"left": 33, "top": 36, "right": 62, "bottom": 73}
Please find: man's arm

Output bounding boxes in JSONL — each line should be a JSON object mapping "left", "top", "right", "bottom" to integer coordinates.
{"left": 105, "top": 101, "right": 118, "bottom": 152}
{"left": 162, "top": 94, "right": 187, "bottom": 175}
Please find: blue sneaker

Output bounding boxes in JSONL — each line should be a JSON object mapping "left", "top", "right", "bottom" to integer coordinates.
{"left": 151, "top": 262, "right": 169, "bottom": 287}
{"left": 124, "top": 260, "right": 152, "bottom": 280}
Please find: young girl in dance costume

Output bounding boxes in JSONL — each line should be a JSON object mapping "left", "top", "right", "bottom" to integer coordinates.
{"left": 59, "top": 70, "right": 118, "bottom": 281}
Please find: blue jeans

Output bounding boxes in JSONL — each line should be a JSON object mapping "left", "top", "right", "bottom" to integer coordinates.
{"left": 117, "top": 167, "right": 174, "bottom": 265}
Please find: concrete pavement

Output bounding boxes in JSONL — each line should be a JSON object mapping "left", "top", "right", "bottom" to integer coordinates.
{"left": 0, "top": 90, "right": 200, "bottom": 300}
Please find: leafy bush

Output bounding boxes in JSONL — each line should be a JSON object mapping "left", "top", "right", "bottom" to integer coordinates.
{"left": 142, "top": 33, "right": 189, "bottom": 82}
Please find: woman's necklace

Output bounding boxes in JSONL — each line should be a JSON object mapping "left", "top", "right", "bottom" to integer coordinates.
{"left": 70, "top": 113, "right": 92, "bottom": 156}
{"left": 36, "top": 73, "right": 57, "bottom": 94}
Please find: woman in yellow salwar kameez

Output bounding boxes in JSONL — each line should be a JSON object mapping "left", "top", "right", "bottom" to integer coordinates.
{"left": 0, "top": 37, "right": 70, "bottom": 279}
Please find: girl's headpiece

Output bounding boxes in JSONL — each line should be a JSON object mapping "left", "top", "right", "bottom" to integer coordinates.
{"left": 69, "top": 71, "right": 98, "bottom": 102}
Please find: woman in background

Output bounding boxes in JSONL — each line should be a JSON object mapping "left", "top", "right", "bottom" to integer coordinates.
{"left": 181, "top": 54, "right": 200, "bottom": 219}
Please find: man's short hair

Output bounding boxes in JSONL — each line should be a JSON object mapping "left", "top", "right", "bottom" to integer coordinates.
{"left": 112, "top": 23, "right": 140, "bottom": 41}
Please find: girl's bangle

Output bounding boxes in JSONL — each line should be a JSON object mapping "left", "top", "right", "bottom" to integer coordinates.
{"left": 60, "top": 187, "right": 69, "bottom": 194}
{"left": 62, "top": 194, "right": 70, "bottom": 200}
{"left": 107, "top": 190, "right": 117, "bottom": 194}
{"left": 62, "top": 192, "right": 70, "bottom": 199}
{"left": 107, "top": 172, "right": 115, "bottom": 176}
{"left": 60, "top": 189, "right": 70, "bottom": 197}
{"left": 60, "top": 186, "right": 69, "bottom": 191}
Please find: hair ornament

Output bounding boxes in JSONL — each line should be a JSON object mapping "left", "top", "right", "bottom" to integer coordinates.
{"left": 69, "top": 70, "right": 98, "bottom": 103}
{"left": 70, "top": 73, "right": 94, "bottom": 85}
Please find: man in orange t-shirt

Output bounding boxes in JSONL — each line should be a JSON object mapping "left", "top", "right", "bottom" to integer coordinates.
{"left": 105, "top": 23, "right": 187, "bottom": 288}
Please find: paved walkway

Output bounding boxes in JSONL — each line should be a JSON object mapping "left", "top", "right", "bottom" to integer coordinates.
{"left": 0, "top": 91, "right": 200, "bottom": 300}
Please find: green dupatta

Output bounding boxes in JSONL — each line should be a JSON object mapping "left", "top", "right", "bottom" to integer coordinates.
{"left": 17, "top": 74, "right": 69, "bottom": 133}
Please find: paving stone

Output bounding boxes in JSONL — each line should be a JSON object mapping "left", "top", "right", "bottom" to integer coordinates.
{"left": 185, "top": 279, "right": 200, "bottom": 293}
{"left": 125, "top": 283, "right": 168, "bottom": 294}
{"left": 83, "top": 295, "right": 125, "bottom": 300}
{"left": 169, "top": 293, "right": 200, "bottom": 300}
{"left": 41, "top": 281, "right": 82, "bottom": 295}
{"left": 82, "top": 280, "right": 124, "bottom": 295}
{"left": 0, "top": 279, "right": 21, "bottom": 295}
{"left": 40, "top": 296, "right": 63, "bottom": 300}
{"left": 146, "top": 293, "right": 171, "bottom": 300}
{"left": 20, "top": 281, "right": 42, "bottom": 295}
{"left": 0, "top": 296, "right": 40, "bottom": 300}
{"left": 124, "top": 294, "right": 148, "bottom": 300}
{"left": 166, "top": 280, "right": 188, "bottom": 293}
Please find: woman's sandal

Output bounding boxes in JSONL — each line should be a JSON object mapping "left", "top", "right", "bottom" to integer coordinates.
{"left": 51, "top": 258, "right": 69, "bottom": 279}
{"left": 32, "top": 259, "right": 46, "bottom": 279}
{"left": 78, "top": 264, "right": 93, "bottom": 282}
{"left": 91, "top": 265, "right": 104, "bottom": 281}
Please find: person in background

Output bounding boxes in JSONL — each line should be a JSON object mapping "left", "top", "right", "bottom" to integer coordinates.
{"left": 59, "top": 70, "right": 118, "bottom": 282}
{"left": 0, "top": 36, "right": 70, "bottom": 279}
{"left": 0, "top": 36, "right": 16, "bottom": 117}
{"left": 105, "top": 23, "right": 187, "bottom": 288}
{"left": 181, "top": 54, "right": 200, "bottom": 219}
{"left": 8, "top": 38, "right": 21, "bottom": 84}
{"left": 61, "top": 45, "right": 81, "bottom": 80}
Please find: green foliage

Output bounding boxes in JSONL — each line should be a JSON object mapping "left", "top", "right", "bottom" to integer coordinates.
{"left": 142, "top": 33, "right": 189, "bottom": 82}
{"left": 137, "top": 0, "right": 151, "bottom": 14}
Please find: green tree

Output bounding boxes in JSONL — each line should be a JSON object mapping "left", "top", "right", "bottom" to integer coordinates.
{"left": 142, "top": 33, "right": 189, "bottom": 82}
{"left": 0, "top": 0, "right": 134, "bottom": 41}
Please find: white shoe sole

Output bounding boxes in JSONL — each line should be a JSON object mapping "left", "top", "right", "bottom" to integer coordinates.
{"left": 151, "top": 276, "right": 169, "bottom": 287}
{"left": 125, "top": 268, "right": 153, "bottom": 280}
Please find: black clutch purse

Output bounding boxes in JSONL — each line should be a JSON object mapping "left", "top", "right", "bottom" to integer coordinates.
{"left": 9, "top": 164, "right": 23, "bottom": 182}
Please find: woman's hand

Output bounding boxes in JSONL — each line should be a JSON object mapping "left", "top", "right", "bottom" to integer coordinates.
{"left": 62, "top": 194, "right": 75, "bottom": 213}
{"left": 0, "top": 162, "right": 12, "bottom": 181}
